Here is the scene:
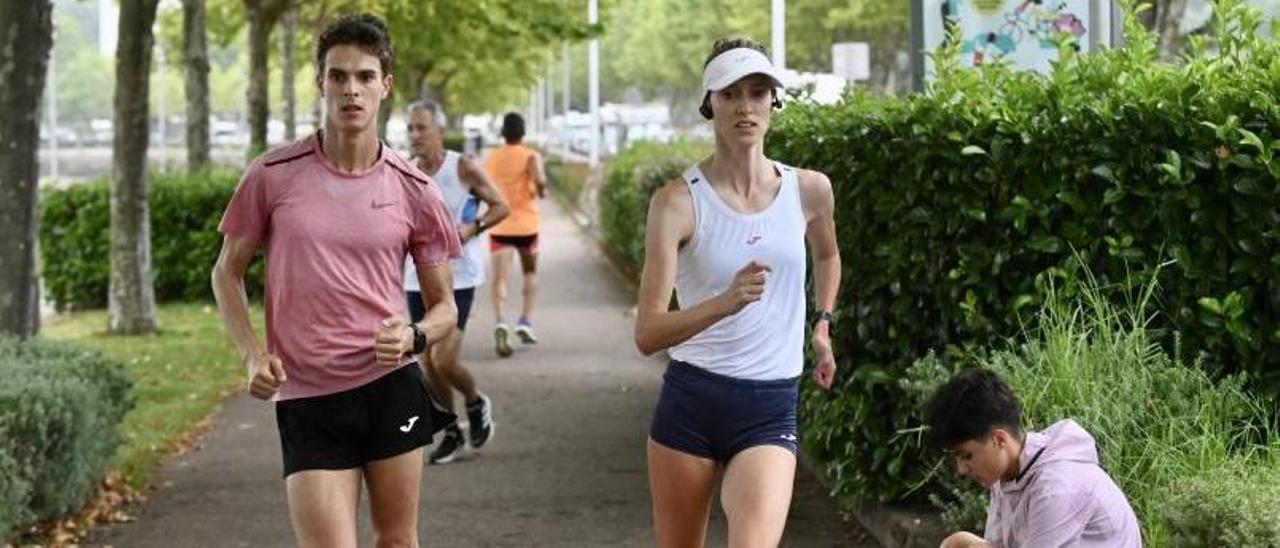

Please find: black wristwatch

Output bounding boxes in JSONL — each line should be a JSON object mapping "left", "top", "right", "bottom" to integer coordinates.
{"left": 812, "top": 309, "right": 834, "bottom": 329}
{"left": 409, "top": 323, "right": 427, "bottom": 354}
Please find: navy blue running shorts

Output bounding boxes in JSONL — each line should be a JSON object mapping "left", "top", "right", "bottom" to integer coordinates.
{"left": 649, "top": 360, "right": 800, "bottom": 464}
{"left": 406, "top": 287, "right": 476, "bottom": 331}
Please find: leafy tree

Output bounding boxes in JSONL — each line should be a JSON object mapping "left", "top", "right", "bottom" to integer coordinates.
{"left": 242, "top": 0, "right": 291, "bottom": 157}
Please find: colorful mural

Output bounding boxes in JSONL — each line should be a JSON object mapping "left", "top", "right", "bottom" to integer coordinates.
{"left": 923, "top": 0, "right": 1112, "bottom": 75}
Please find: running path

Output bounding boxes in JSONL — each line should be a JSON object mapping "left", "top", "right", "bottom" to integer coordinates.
{"left": 86, "top": 197, "right": 873, "bottom": 547}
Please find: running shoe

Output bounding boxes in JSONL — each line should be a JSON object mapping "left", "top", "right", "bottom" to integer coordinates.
{"left": 466, "top": 393, "right": 495, "bottom": 449}
{"left": 428, "top": 424, "right": 465, "bottom": 465}
{"left": 494, "top": 323, "right": 513, "bottom": 357}
{"left": 514, "top": 320, "right": 538, "bottom": 345}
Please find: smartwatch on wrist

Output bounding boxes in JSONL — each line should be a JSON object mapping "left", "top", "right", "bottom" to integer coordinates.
{"left": 409, "top": 323, "right": 427, "bottom": 354}
{"left": 812, "top": 309, "right": 834, "bottom": 329}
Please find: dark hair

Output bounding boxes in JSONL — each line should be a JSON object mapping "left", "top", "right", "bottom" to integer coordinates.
{"left": 500, "top": 112, "right": 525, "bottom": 143}
{"left": 315, "top": 14, "right": 394, "bottom": 76}
{"left": 703, "top": 37, "right": 769, "bottom": 68}
{"left": 699, "top": 37, "right": 778, "bottom": 120}
{"left": 924, "top": 368, "right": 1023, "bottom": 450}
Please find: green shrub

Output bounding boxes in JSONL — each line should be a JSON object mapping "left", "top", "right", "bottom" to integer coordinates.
{"left": 0, "top": 336, "right": 134, "bottom": 541}
{"left": 901, "top": 270, "right": 1277, "bottom": 546}
{"left": 40, "top": 169, "right": 265, "bottom": 310}
{"left": 769, "top": 2, "right": 1280, "bottom": 504}
{"left": 1160, "top": 458, "right": 1280, "bottom": 547}
{"left": 443, "top": 131, "right": 466, "bottom": 154}
{"left": 0, "top": 450, "right": 29, "bottom": 544}
{"left": 600, "top": 140, "right": 708, "bottom": 270}
{"left": 546, "top": 158, "right": 593, "bottom": 207}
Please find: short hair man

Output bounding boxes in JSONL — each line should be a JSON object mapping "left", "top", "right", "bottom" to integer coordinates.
{"left": 485, "top": 112, "right": 548, "bottom": 357}
{"left": 211, "top": 14, "right": 460, "bottom": 545}
{"left": 402, "top": 99, "right": 510, "bottom": 464}
{"left": 925, "top": 369, "right": 1143, "bottom": 548}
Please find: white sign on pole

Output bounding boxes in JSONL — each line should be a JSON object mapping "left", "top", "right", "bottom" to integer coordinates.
{"left": 912, "top": 0, "right": 1120, "bottom": 87}
{"left": 831, "top": 42, "right": 871, "bottom": 82}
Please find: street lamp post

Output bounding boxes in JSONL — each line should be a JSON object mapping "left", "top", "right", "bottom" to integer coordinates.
{"left": 771, "top": 0, "right": 786, "bottom": 69}
{"left": 157, "top": 41, "right": 167, "bottom": 172}
{"left": 47, "top": 40, "right": 58, "bottom": 182}
{"left": 588, "top": 0, "right": 600, "bottom": 167}
{"left": 562, "top": 42, "right": 570, "bottom": 153}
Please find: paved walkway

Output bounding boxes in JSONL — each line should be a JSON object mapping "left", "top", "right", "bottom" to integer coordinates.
{"left": 86, "top": 198, "right": 872, "bottom": 547}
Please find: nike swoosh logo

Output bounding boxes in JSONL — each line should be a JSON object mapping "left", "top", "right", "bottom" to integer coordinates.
{"left": 780, "top": 434, "right": 797, "bottom": 441}
{"left": 399, "top": 416, "right": 420, "bottom": 433}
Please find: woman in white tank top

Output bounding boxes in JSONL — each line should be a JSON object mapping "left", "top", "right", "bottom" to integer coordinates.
{"left": 633, "top": 39, "right": 842, "bottom": 547}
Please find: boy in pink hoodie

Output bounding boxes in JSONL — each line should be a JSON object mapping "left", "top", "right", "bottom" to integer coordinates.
{"left": 924, "top": 369, "right": 1143, "bottom": 548}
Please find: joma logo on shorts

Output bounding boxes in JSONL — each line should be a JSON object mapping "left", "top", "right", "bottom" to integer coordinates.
{"left": 399, "top": 416, "right": 420, "bottom": 433}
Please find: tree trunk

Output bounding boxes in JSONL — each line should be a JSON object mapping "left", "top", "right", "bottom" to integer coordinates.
{"left": 184, "top": 0, "right": 211, "bottom": 172}
{"left": 281, "top": 5, "right": 297, "bottom": 141}
{"left": 1139, "top": 0, "right": 1189, "bottom": 57}
{"left": 378, "top": 91, "right": 394, "bottom": 141}
{"left": 1156, "top": 0, "right": 1189, "bottom": 57}
{"left": 245, "top": 0, "right": 287, "bottom": 157}
{"left": 0, "top": 0, "right": 53, "bottom": 338}
{"left": 110, "top": 0, "right": 161, "bottom": 335}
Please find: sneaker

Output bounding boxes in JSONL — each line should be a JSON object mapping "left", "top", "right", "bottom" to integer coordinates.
{"left": 428, "top": 425, "right": 465, "bottom": 465}
{"left": 514, "top": 321, "right": 538, "bottom": 345}
{"left": 466, "top": 393, "right": 495, "bottom": 449}
{"left": 494, "top": 324, "right": 513, "bottom": 357}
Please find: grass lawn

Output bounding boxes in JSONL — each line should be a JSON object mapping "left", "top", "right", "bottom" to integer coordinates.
{"left": 42, "top": 302, "right": 263, "bottom": 489}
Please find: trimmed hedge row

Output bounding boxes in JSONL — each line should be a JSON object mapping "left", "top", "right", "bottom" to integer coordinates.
{"left": 0, "top": 337, "right": 133, "bottom": 540}
{"left": 766, "top": 6, "right": 1280, "bottom": 503}
{"left": 40, "top": 169, "right": 264, "bottom": 310}
{"left": 599, "top": 140, "right": 708, "bottom": 270}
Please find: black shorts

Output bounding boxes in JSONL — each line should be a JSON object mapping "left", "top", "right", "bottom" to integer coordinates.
{"left": 275, "top": 364, "right": 456, "bottom": 477}
{"left": 650, "top": 360, "right": 799, "bottom": 464}
{"left": 406, "top": 287, "right": 476, "bottom": 331}
{"left": 489, "top": 234, "right": 539, "bottom": 253}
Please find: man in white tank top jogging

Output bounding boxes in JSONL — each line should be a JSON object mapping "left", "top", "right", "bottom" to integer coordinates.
{"left": 403, "top": 100, "right": 510, "bottom": 464}
{"left": 633, "top": 38, "right": 842, "bottom": 547}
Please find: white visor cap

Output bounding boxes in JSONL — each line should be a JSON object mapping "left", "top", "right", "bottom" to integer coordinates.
{"left": 701, "top": 47, "right": 786, "bottom": 93}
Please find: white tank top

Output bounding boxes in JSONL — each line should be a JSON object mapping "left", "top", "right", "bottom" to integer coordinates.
{"left": 668, "top": 162, "right": 808, "bottom": 380}
{"left": 404, "top": 151, "right": 486, "bottom": 291}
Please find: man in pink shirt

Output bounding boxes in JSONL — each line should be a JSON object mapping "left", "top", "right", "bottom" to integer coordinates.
{"left": 925, "top": 369, "right": 1143, "bottom": 548}
{"left": 211, "top": 14, "right": 460, "bottom": 546}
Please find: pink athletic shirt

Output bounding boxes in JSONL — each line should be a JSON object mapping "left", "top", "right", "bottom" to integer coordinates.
{"left": 219, "top": 132, "right": 461, "bottom": 400}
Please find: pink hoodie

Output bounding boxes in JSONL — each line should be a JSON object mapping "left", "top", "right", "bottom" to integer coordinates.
{"left": 983, "top": 420, "right": 1143, "bottom": 548}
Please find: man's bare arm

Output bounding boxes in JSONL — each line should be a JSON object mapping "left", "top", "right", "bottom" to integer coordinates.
{"left": 458, "top": 155, "right": 510, "bottom": 240}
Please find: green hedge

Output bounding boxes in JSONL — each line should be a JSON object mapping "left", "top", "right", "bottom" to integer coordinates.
{"left": 0, "top": 337, "right": 133, "bottom": 541}
{"left": 546, "top": 157, "right": 593, "bottom": 208}
{"left": 443, "top": 131, "right": 466, "bottom": 154}
{"left": 600, "top": 140, "right": 708, "bottom": 271}
{"left": 767, "top": 4, "right": 1279, "bottom": 503}
{"left": 40, "top": 169, "right": 264, "bottom": 310}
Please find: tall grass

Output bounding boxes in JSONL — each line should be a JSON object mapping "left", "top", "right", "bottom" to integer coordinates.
{"left": 904, "top": 267, "right": 1277, "bottom": 546}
